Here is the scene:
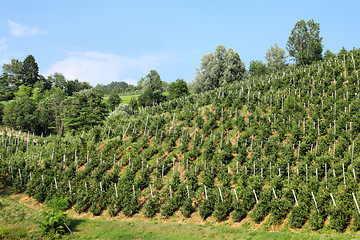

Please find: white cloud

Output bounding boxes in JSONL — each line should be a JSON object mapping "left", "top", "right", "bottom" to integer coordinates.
{"left": 44, "top": 51, "right": 172, "bottom": 86}
{"left": 8, "top": 20, "right": 46, "bottom": 37}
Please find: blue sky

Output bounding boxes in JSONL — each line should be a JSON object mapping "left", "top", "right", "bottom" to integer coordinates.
{"left": 0, "top": 0, "right": 359, "bottom": 87}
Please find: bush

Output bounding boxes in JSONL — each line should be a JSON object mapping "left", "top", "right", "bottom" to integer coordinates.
{"left": 213, "top": 199, "right": 232, "bottom": 222}
{"left": 330, "top": 206, "right": 351, "bottom": 232}
{"left": 181, "top": 198, "right": 194, "bottom": 218}
{"left": 38, "top": 209, "right": 69, "bottom": 239}
{"left": 144, "top": 197, "right": 160, "bottom": 218}
{"left": 288, "top": 203, "right": 309, "bottom": 228}
{"left": 309, "top": 210, "right": 325, "bottom": 230}
{"left": 232, "top": 202, "right": 247, "bottom": 222}
{"left": 351, "top": 210, "right": 360, "bottom": 231}
{"left": 270, "top": 198, "right": 291, "bottom": 225}
{"left": 199, "top": 198, "right": 214, "bottom": 220}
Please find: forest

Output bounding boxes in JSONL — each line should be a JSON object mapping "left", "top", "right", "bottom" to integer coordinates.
{"left": 1, "top": 19, "right": 360, "bottom": 238}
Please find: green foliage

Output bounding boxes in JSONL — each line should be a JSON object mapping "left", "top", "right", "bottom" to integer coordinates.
{"left": 232, "top": 202, "right": 247, "bottom": 222}
{"left": 63, "top": 89, "right": 107, "bottom": 132}
{"left": 265, "top": 43, "right": 287, "bottom": 72}
{"left": 107, "top": 89, "right": 122, "bottom": 111}
{"left": 181, "top": 198, "right": 194, "bottom": 218}
{"left": 3, "top": 96, "right": 38, "bottom": 132}
{"left": 190, "top": 45, "right": 245, "bottom": 93}
{"left": 144, "top": 197, "right": 160, "bottom": 218}
{"left": 38, "top": 209, "right": 69, "bottom": 239}
{"left": 199, "top": 198, "right": 214, "bottom": 221}
{"left": 168, "top": 78, "right": 189, "bottom": 100}
{"left": 287, "top": 19, "right": 323, "bottom": 65}
{"left": 288, "top": 203, "right": 309, "bottom": 228}
{"left": 21, "top": 55, "right": 39, "bottom": 87}
{"left": 309, "top": 210, "right": 325, "bottom": 230}
{"left": 47, "top": 197, "right": 70, "bottom": 212}
{"left": 249, "top": 60, "right": 267, "bottom": 76}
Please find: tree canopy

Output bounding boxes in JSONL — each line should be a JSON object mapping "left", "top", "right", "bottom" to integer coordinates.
{"left": 265, "top": 43, "right": 287, "bottom": 71}
{"left": 168, "top": 78, "right": 189, "bottom": 100}
{"left": 190, "top": 45, "right": 245, "bottom": 93}
{"left": 287, "top": 19, "right": 323, "bottom": 65}
{"left": 249, "top": 60, "right": 267, "bottom": 76}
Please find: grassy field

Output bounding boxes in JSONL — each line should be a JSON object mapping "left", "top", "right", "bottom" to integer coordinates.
{"left": 120, "top": 94, "right": 140, "bottom": 104}
{"left": 1, "top": 191, "right": 360, "bottom": 240}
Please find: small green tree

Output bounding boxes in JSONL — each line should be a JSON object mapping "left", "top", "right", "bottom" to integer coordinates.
{"left": 107, "top": 89, "right": 122, "bottom": 111}
{"left": 38, "top": 209, "right": 70, "bottom": 239}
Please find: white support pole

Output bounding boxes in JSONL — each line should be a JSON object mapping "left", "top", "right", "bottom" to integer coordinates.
{"left": 204, "top": 185, "right": 208, "bottom": 200}
{"left": 234, "top": 188, "right": 239, "bottom": 201}
{"left": 253, "top": 189, "right": 259, "bottom": 204}
{"left": 292, "top": 189, "right": 299, "bottom": 206}
{"left": 330, "top": 193, "right": 336, "bottom": 207}
{"left": 343, "top": 163, "right": 346, "bottom": 186}
{"left": 219, "top": 187, "right": 223, "bottom": 202}
{"left": 150, "top": 184, "right": 154, "bottom": 199}
{"left": 353, "top": 192, "right": 360, "bottom": 215}
{"left": 68, "top": 180, "right": 71, "bottom": 194}
{"left": 272, "top": 188, "right": 277, "bottom": 199}
{"left": 169, "top": 185, "right": 173, "bottom": 199}
{"left": 311, "top": 192, "right": 319, "bottom": 213}
{"left": 186, "top": 185, "right": 190, "bottom": 198}
{"left": 115, "top": 183, "right": 118, "bottom": 198}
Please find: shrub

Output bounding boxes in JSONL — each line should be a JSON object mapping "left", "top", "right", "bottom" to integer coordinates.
{"left": 181, "top": 198, "right": 194, "bottom": 218}
{"left": 144, "top": 197, "right": 160, "bottom": 218}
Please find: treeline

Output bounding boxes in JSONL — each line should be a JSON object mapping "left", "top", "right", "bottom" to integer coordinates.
{"left": 0, "top": 56, "right": 190, "bottom": 135}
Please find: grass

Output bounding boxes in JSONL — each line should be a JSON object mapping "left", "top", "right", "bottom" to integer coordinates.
{"left": 120, "top": 94, "right": 140, "bottom": 104}
{"left": 0, "top": 192, "right": 43, "bottom": 239}
{"left": 63, "top": 217, "right": 359, "bottom": 240}
{"left": 1, "top": 189, "right": 360, "bottom": 239}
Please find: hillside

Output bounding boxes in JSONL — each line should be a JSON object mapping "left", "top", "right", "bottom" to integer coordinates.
{"left": 1, "top": 48, "right": 360, "bottom": 236}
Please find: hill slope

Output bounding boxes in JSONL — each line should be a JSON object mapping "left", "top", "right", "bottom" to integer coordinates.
{"left": 1, "top": 48, "right": 360, "bottom": 234}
